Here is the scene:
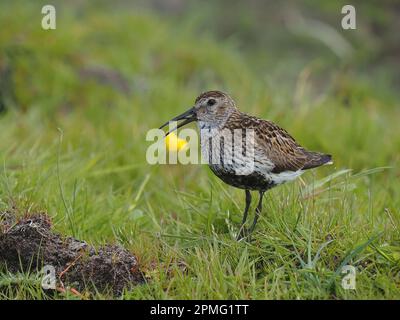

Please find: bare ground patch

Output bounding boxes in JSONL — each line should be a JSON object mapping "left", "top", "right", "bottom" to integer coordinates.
{"left": 0, "top": 211, "right": 144, "bottom": 296}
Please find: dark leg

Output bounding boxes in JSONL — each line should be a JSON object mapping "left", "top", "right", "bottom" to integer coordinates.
{"left": 249, "top": 191, "right": 265, "bottom": 234}
{"left": 237, "top": 189, "right": 251, "bottom": 240}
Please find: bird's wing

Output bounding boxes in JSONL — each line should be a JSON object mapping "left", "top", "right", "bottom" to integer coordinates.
{"left": 253, "top": 120, "right": 309, "bottom": 173}
{"left": 224, "top": 112, "right": 328, "bottom": 173}
{"left": 226, "top": 113, "right": 309, "bottom": 173}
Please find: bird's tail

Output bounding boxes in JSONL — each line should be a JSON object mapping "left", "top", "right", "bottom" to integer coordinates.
{"left": 303, "top": 152, "right": 333, "bottom": 170}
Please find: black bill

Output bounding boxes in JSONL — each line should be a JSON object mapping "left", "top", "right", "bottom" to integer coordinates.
{"left": 159, "top": 107, "right": 197, "bottom": 136}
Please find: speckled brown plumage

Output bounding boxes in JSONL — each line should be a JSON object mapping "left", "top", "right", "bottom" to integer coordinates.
{"left": 223, "top": 110, "right": 332, "bottom": 173}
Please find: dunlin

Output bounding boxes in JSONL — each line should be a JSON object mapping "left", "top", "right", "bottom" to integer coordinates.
{"left": 159, "top": 91, "right": 332, "bottom": 239}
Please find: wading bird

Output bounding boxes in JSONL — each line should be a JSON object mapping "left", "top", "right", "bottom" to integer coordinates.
{"left": 159, "top": 91, "right": 332, "bottom": 240}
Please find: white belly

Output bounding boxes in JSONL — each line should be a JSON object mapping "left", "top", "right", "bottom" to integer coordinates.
{"left": 265, "top": 170, "right": 304, "bottom": 185}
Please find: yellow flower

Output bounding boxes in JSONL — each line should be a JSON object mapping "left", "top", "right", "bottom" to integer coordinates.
{"left": 165, "top": 132, "right": 188, "bottom": 152}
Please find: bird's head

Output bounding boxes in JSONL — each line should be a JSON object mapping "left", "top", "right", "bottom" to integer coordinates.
{"left": 159, "top": 90, "right": 236, "bottom": 136}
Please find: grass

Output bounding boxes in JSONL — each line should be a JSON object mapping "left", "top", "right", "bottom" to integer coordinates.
{"left": 0, "top": 1, "right": 399, "bottom": 299}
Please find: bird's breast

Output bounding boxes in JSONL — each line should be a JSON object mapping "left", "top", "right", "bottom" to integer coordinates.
{"left": 199, "top": 126, "right": 270, "bottom": 177}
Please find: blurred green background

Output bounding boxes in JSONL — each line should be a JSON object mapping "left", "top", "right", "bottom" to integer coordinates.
{"left": 0, "top": 0, "right": 399, "bottom": 299}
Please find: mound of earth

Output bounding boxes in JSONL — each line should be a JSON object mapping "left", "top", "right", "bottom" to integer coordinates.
{"left": 0, "top": 211, "right": 144, "bottom": 295}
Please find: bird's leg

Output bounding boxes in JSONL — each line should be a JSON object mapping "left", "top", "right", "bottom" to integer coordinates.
{"left": 237, "top": 189, "right": 251, "bottom": 240}
{"left": 248, "top": 191, "right": 265, "bottom": 235}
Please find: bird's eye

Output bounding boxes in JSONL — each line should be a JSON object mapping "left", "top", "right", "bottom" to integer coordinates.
{"left": 207, "top": 98, "right": 216, "bottom": 106}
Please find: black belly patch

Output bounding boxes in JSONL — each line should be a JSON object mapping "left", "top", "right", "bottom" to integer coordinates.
{"left": 210, "top": 166, "right": 275, "bottom": 191}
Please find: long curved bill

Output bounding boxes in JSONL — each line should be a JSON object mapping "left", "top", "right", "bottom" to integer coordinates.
{"left": 159, "top": 107, "right": 197, "bottom": 137}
